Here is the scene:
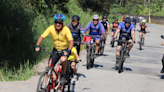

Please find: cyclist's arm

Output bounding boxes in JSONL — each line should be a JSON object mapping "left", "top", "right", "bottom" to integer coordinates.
{"left": 74, "top": 52, "right": 80, "bottom": 61}
{"left": 146, "top": 26, "right": 150, "bottom": 32}
{"left": 107, "top": 21, "right": 110, "bottom": 33}
{"left": 131, "top": 26, "right": 135, "bottom": 41}
{"left": 114, "top": 28, "right": 120, "bottom": 38}
{"left": 137, "top": 25, "right": 140, "bottom": 31}
{"left": 99, "top": 23, "right": 105, "bottom": 35}
{"left": 65, "top": 27, "right": 74, "bottom": 50}
{"left": 36, "top": 36, "right": 44, "bottom": 46}
{"left": 84, "top": 22, "right": 92, "bottom": 34}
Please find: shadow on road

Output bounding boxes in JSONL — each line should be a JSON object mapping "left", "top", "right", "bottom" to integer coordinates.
{"left": 101, "top": 54, "right": 109, "bottom": 56}
{"left": 77, "top": 73, "right": 86, "bottom": 78}
{"left": 157, "top": 75, "right": 164, "bottom": 79}
{"left": 112, "top": 67, "right": 132, "bottom": 71}
{"left": 144, "top": 45, "right": 163, "bottom": 49}
{"left": 93, "top": 64, "right": 103, "bottom": 68}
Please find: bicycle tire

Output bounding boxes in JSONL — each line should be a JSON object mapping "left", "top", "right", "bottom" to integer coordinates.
{"left": 91, "top": 45, "right": 95, "bottom": 67}
{"left": 118, "top": 47, "right": 124, "bottom": 73}
{"left": 140, "top": 36, "right": 143, "bottom": 50}
{"left": 36, "top": 71, "right": 51, "bottom": 92}
{"left": 67, "top": 79, "right": 71, "bottom": 92}
{"left": 111, "top": 35, "right": 114, "bottom": 47}
{"left": 87, "top": 46, "right": 92, "bottom": 69}
{"left": 100, "top": 40, "right": 104, "bottom": 55}
{"left": 71, "top": 81, "right": 76, "bottom": 92}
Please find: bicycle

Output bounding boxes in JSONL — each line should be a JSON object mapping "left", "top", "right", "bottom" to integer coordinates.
{"left": 85, "top": 35, "right": 101, "bottom": 69}
{"left": 36, "top": 48, "right": 65, "bottom": 92}
{"left": 65, "top": 59, "right": 81, "bottom": 92}
{"left": 116, "top": 38, "right": 132, "bottom": 73}
{"left": 137, "top": 30, "right": 148, "bottom": 50}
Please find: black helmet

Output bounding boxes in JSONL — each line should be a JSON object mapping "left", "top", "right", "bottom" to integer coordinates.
{"left": 125, "top": 17, "right": 131, "bottom": 24}
{"left": 103, "top": 15, "right": 107, "bottom": 19}
{"left": 72, "top": 15, "right": 80, "bottom": 21}
{"left": 115, "top": 18, "right": 118, "bottom": 21}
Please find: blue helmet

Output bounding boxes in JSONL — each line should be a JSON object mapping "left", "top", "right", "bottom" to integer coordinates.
{"left": 53, "top": 13, "right": 65, "bottom": 21}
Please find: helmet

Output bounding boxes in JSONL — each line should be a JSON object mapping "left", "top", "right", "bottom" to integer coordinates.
{"left": 142, "top": 19, "right": 146, "bottom": 23}
{"left": 103, "top": 15, "right": 107, "bottom": 19}
{"left": 125, "top": 17, "right": 131, "bottom": 24}
{"left": 53, "top": 13, "right": 65, "bottom": 21}
{"left": 92, "top": 15, "right": 99, "bottom": 20}
{"left": 115, "top": 18, "right": 118, "bottom": 21}
{"left": 72, "top": 15, "right": 80, "bottom": 21}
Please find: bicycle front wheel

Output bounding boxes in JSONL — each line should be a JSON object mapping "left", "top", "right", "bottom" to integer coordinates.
{"left": 36, "top": 71, "right": 51, "bottom": 92}
{"left": 118, "top": 47, "right": 124, "bottom": 73}
{"left": 87, "top": 46, "right": 92, "bottom": 69}
{"left": 100, "top": 40, "right": 104, "bottom": 55}
{"left": 140, "top": 36, "right": 143, "bottom": 50}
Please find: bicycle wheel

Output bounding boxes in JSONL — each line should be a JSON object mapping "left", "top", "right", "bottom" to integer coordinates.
{"left": 36, "top": 71, "right": 51, "bottom": 92}
{"left": 71, "top": 81, "right": 76, "bottom": 92}
{"left": 118, "top": 47, "right": 124, "bottom": 73}
{"left": 91, "top": 45, "right": 95, "bottom": 67}
{"left": 140, "top": 36, "right": 143, "bottom": 50}
{"left": 87, "top": 46, "right": 92, "bottom": 69}
{"left": 100, "top": 40, "right": 104, "bottom": 55}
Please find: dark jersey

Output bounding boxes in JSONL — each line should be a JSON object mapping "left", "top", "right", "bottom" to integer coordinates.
{"left": 99, "top": 19, "right": 110, "bottom": 30}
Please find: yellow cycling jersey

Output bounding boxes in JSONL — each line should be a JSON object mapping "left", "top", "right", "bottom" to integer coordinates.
{"left": 41, "top": 25, "right": 73, "bottom": 51}
{"left": 67, "top": 47, "right": 77, "bottom": 61}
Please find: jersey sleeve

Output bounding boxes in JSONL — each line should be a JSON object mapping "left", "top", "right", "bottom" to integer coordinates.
{"left": 41, "top": 26, "right": 52, "bottom": 38}
{"left": 65, "top": 26, "right": 73, "bottom": 41}
{"left": 84, "top": 22, "right": 92, "bottom": 33}
{"left": 106, "top": 21, "right": 110, "bottom": 25}
{"left": 118, "top": 23, "right": 122, "bottom": 30}
{"left": 131, "top": 23, "right": 135, "bottom": 31}
{"left": 99, "top": 23, "right": 105, "bottom": 35}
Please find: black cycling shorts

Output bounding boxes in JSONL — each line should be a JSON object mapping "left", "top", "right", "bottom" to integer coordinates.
{"left": 139, "top": 30, "right": 146, "bottom": 34}
{"left": 51, "top": 47, "right": 69, "bottom": 66}
{"left": 117, "top": 36, "right": 132, "bottom": 46}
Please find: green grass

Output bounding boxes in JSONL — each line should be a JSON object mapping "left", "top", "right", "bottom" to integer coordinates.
{"left": 0, "top": 60, "right": 35, "bottom": 81}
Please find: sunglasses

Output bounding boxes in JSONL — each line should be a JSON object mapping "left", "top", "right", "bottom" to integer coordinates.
{"left": 72, "top": 20, "right": 78, "bottom": 23}
{"left": 55, "top": 21, "right": 63, "bottom": 24}
{"left": 93, "top": 19, "right": 99, "bottom": 21}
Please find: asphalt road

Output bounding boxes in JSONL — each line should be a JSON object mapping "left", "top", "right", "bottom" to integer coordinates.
{"left": 0, "top": 23, "right": 164, "bottom": 92}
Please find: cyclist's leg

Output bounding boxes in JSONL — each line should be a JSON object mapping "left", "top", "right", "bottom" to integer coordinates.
{"left": 52, "top": 48, "right": 60, "bottom": 66}
{"left": 111, "top": 29, "right": 114, "bottom": 42}
{"left": 71, "top": 61, "right": 77, "bottom": 74}
{"left": 104, "top": 33, "right": 107, "bottom": 44}
{"left": 128, "top": 39, "right": 133, "bottom": 51}
{"left": 95, "top": 37, "right": 100, "bottom": 54}
{"left": 85, "top": 41, "right": 90, "bottom": 53}
{"left": 138, "top": 31, "right": 142, "bottom": 42}
{"left": 116, "top": 39, "right": 122, "bottom": 59}
{"left": 143, "top": 32, "right": 146, "bottom": 43}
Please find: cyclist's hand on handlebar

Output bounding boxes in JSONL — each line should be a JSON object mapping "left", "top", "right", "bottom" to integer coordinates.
{"left": 76, "top": 57, "right": 80, "bottom": 62}
{"left": 35, "top": 45, "right": 40, "bottom": 51}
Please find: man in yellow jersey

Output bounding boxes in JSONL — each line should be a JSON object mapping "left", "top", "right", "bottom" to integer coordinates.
{"left": 35, "top": 13, "right": 74, "bottom": 84}
{"left": 67, "top": 47, "right": 80, "bottom": 80}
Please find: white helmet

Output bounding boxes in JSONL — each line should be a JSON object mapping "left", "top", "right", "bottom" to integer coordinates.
{"left": 92, "top": 15, "right": 99, "bottom": 19}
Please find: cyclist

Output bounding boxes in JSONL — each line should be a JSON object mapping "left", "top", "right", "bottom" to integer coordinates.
{"left": 137, "top": 19, "right": 150, "bottom": 46}
{"left": 66, "top": 15, "right": 84, "bottom": 55}
{"left": 113, "top": 17, "right": 135, "bottom": 67}
{"left": 67, "top": 46, "right": 80, "bottom": 80}
{"left": 35, "top": 13, "right": 74, "bottom": 84}
{"left": 121, "top": 15, "right": 125, "bottom": 22}
{"left": 99, "top": 15, "right": 110, "bottom": 45}
{"left": 84, "top": 15, "right": 105, "bottom": 57}
{"left": 109, "top": 18, "right": 119, "bottom": 44}
{"left": 132, "top": 16, "right": 137, "bottom": 28}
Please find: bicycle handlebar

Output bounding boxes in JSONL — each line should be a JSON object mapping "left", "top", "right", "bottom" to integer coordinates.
{"left": 40, "top": 47, "right": 62, "bottom": 55}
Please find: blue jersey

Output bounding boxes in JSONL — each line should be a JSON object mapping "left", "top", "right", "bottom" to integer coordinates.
{"left": 84, "top": 21, "right": 105, "bottom": 35}
{"left": 118, "top": 22, "right": 135, "bottom": 38}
